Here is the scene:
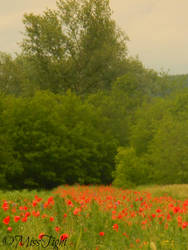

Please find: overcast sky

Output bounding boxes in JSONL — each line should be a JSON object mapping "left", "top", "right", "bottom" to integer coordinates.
{"left": 0, "top": 0, "right": 187, "bottom": 75}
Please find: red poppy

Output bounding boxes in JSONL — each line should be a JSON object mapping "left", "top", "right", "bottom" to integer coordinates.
{"left": 14, "top": 216, "right": 20, "bottom": 222}
{"left": 60, "top": 233, "right": 69, "bottom": 241}
{"left": 2, "top": 201, "right": 9, "bottom": 211}
{"left": 32, "top": 200, "right": 38, "bottom": 207}
{"left": 67, "top": 200, "right": 73, "bottom": 207}
{"left": 38, "top": 233, "right": 45, "bottom": 239}
{"left": 25, "top": 212, "right": 31, "bottom": 217}
{"left": 7, "top": 227, "right": 12, "bottom": 232}
{"left": 22, "top": 217, "right": 27, "bottom": 222}
{"left": 49, "top": 216, "right": 54, "bottom": 222}
{"left": 3, "top": 216, "right": 10, "bottom": 225}
{"left": 112, "top": 224, "right": 118, "bottom": 232}
{"left": 55, "top": 226, "right": 60, "bottom": 232}
{"left": 182, "top": 222, "right": 187, "bottom": 229}
{"left": 99, "top": 232, "right": 104, "bottom": 236}
{"left": 73, "top": 207, "right": 81, "bottom": 215}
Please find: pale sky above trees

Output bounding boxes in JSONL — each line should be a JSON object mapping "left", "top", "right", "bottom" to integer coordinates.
{"left": 0, "top": 0, "right": 188, "bottom": 74}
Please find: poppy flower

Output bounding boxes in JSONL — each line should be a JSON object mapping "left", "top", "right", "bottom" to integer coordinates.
{"left": 2, "top": 201, "right": 9, "bottom": 211}
{"left": 73, "top": 207, "right": 81, "bottom": 215}
{"left": 32, "top": 200, "right": 38, "bottom": 207}
{"left": 60, "top": 233, "right": 68, "bottom": 241}
{"left": 55, "top": 226, "right": 60, "bottom": 232}
{"left": 14, "top": 216, "right": 20, "bottom": 222}
{"left": 67, "top": 200, "right": 73, "bottom": 207}
{"left": 112, "top": 224, "right": 118, "bottom": 231}
{"left": 99, "top": 232, "right": 104, "bottom": 236}
{"left": 7, "top": 227, "right": 12, "bottom": 232}
{"left": 38, "top": 233, "right": 45, "bottom": 239}
{"left": 49, "top": 216, "right": 54, "bottom": 222}
{"left": 182, "top": 222, "right": 187, "bottom": 229}
{"left": 22, "top": 217, "right": 27, "bottom": 222}
{"left": 3, "top": 216, "right": 10, "bottom": 225}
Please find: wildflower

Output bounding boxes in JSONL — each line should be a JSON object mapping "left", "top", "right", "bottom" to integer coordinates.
{"left": 50, "top": 216, "right": 54, "bottom": 222}
{"left": 14, "top": 216, "right": 20, "bottom": 222}
{"left": 11, "top": 208, "right": 16, "bottom": 213}
{"left": 3, "top": 216, "right": 10, "bottom": 225}
{"left": 112, "top": 223, "right": 118, "bottom": 232}
{"left": 19, "top": 242, "right": 24, "bottom": 246}
{"left": 55, "top": 226, "right": 60, "bottom": 232}
{"left": 39, "top": 233, "right": 45, "bottom": 239}
{"left": 141, "top": 219, "right": 147, "bottom": 225}
{"left": 67, "top": 200, "right": 73, "bottom": 207}
{"left": 7, "top": 227, "right": 12, "bottom": 232}
{"left": 73, "top": 207, "right": 81, "bottom": 215}
{"left": 156, "top": 209, "right": 161, "bottom": 213}
{"left": 60, "top": 233, "right": 69, "bottom": 241}
{"left": 173, "top": 207, "right": 181, "bottom": 214}
{"left": 167, "top": 214, "right": 171, "bottom": 220}
{"left": 182, "top": 222, "right": 187, "bottom": 229}
{"left": 22, "top": 217, "right": 27, "bottom": 222}
{"left": 99, "top": 232, "right": 104, "bottom": 236}
{"left": 35, "top": 195, "right": 42, "bottom": 202}
{"left": 2, "top": 201, "right": 9, "bottom": 211}
{"left": 32, "top": 200, "right": 38, "bottom": 207}
{"left": 41, "top": 214, "right": 47, "bottom": 219}
{"left": 47, "top": 196, "right": 54, "bottom": 204}
{"left": 25, "top": 212, "right": 31, "bottom": 217}
{"left": 123, "top": 232, "right": 128, "bottom": 238}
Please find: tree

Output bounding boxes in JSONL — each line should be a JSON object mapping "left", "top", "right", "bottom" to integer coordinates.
{"left": 149, "top": 117, "right": 188, "bottom": 184}
{"left": 1, "top": 91, "right": 117, "bottom": 189}
{"left": 113, "top": 147, "right": 151, "bottom": 188}
{"left": 0, "top": 52, "right": 26, "bottom": 96}
{"left": 21, "top": 0, "right": 129, "bottom": 94}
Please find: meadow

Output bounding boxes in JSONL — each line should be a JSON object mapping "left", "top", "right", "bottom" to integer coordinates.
{"left": 1, "top": 185, "right": 188, "bottom": 250}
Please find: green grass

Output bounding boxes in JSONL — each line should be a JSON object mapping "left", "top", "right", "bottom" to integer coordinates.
{"left": 136, "top": 184, "right": 188, "bottom": 200}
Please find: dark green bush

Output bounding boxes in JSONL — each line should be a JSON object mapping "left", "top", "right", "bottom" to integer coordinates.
{"left": 0, "top": 91, "right": 117, "bottom": 189}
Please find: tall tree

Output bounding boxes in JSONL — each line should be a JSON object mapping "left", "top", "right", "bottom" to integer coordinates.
{"left": 0, "top": 52, "right": 26, "bottom": 95}
{"left": 21, "top": 0, "right": 129, "bottom": 94}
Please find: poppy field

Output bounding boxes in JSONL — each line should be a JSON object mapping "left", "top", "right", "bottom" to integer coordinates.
{"left": 1, "top": 185, "right": 188, "bottom": 250}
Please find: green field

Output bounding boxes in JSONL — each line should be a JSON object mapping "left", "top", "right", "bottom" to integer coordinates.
{"left": 0, "top": 185, "right": 188, "bottom": 250}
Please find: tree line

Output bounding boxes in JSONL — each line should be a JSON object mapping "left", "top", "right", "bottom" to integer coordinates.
{"left": 0, "top": 0, "right": 188, "bottom": 189}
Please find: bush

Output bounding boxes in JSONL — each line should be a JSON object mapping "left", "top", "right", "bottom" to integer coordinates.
{"left": 1, "top": 90, "right": 117, "bottom": 189}
{"left": 113, "top": 147, "right": 152, "bottom": 188}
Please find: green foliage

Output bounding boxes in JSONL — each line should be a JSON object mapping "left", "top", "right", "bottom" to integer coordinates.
{"left": 1, "top": 0, "right": 188, "bottom": 189}
{"left": 149, "top": 117, "right": 188, "bottom": 184}
{"left": 113, "top": 147, "right": 151, "bottom": 188}
{"left": 20, "top": 0, "right": 129, "bottom": 94}
{"left": 115, "top": 90, "right": 188, "bottom": 186}
{"left": 0, "top": 52, "right": 26, "bottom": 96}
{"left": 0, "top": 91, "right": 117, "bottom": 189}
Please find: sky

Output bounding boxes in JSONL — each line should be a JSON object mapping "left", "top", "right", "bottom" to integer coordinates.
{"left": 0, "top": 0, "right": 188, "bottom": 75}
